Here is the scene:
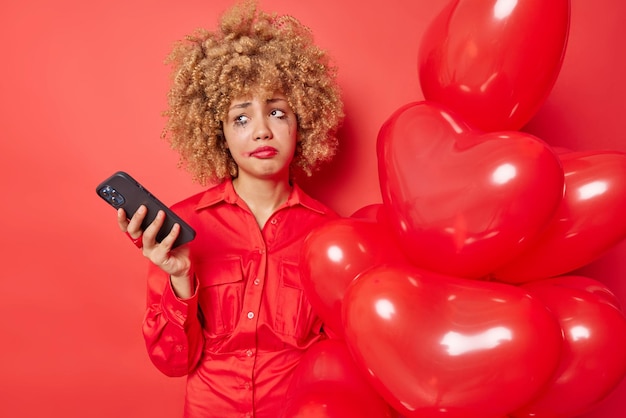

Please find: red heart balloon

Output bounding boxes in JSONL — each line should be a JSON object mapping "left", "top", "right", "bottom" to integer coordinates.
{"left": 283, "top": 339, "right": 394, "bottom": 418}
{"left": 494, "top": 151, "right": 626, "bottom": 282}
{"left": 280, "top": 383, "right": 390, "bottom": 418}
{"left": 512, "top": 276, "right": 626, "bottom": 418}
{"left": 418, "top": 0, "right": 570, "bottom": 131}
{"left": 350, "top": 203, "right": 386, "bottom": 221}
{"left": 301, "top": 217, "right": 408, "bottom": 338}
{"left": 377, "top": 101, "right": 564, "bottom": 279}
{"left": 342, "top": 264, "right": 562, "bottom": 418}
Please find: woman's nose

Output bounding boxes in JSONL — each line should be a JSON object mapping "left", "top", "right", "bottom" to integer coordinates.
{"left": 253, "top": 119, "right": 272, "bottom": 141}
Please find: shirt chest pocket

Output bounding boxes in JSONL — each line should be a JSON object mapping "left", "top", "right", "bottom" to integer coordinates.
{"left": 274, "top": 259, "right": 316, "bottom": 340}
{"left": 197, "top": 257, "right": 244, "bottom": 336}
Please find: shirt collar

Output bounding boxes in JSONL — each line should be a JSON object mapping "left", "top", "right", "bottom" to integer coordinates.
{"left": 194, "top": 178, "right": 330, "bottom": 215}
{"left": 194, "top": 179, "right": 237, "bottom": 210}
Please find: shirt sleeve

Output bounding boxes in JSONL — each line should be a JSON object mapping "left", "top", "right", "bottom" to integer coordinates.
{"left": 142, "top": 262, "right": 204, "bottom": 377}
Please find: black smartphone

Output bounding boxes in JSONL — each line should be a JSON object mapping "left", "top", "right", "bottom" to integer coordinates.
{"left": 96, "top": 171, "right": 196, "bottom": 248}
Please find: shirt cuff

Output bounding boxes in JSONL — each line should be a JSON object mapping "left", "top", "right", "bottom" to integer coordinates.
{"left": 161, "top": 272, "right": 199, "bottom": 328}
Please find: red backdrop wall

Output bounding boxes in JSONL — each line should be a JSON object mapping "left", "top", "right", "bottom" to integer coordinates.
{"left": 1, "top": 0, "right": 624, "bottom": 416}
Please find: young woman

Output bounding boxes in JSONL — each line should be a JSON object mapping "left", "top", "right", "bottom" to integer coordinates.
{"left": 116, "top": 1, "right": 344, "bottom": 417}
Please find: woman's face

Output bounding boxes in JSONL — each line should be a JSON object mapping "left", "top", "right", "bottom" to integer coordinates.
{"left": 223, "top": 91, "right": 298, "bottom": 181}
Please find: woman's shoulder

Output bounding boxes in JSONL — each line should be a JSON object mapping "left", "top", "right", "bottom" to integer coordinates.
{"left": 291, "top": 183, "right": 339, "bottom": 219}
{"left": 170, "top": 181, "right": 228, "bottom": 213}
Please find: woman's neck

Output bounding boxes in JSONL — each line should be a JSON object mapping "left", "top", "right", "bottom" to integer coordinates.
{"left": 232, "top": 175, "right": 292, "bottom": 228}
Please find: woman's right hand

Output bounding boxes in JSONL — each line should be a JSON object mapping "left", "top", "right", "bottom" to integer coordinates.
{"left": 117, "top": 206, "right": 194, "bottom": 298}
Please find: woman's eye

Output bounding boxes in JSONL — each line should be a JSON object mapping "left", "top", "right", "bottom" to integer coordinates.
{"left": 271, "top": 109, "right": 286, "bottom": 118}
{"left": 234, "top": 115, "right": 249, "bottom": 125}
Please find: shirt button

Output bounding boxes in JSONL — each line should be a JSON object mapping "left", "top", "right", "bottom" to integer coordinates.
{"left": 253, "top": 279, "right": 260, "bottom": 286}
{"left": 270, "top": 218, "right": 277, "bottom": 225}
{"left": 247, "top": 312, "right": 254, "bottom": 319}
{"left": 244, "top": 381, "right": 252, "bottom": 390}
{"left": 244, "top": 413, "right": 252, "bottom": 418}
{"left": 246, "top": 349, "right": 254, "bottom": 357}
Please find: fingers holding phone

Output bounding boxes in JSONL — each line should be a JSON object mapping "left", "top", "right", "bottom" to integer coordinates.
{"left": 117, "top": 205, "right": 145, "bottom": 236}
{"left": 117, "top": 205, "right": 190, "bottom": 278}
{"left": 142, "top": 210, "right": 187, "bottom": 270}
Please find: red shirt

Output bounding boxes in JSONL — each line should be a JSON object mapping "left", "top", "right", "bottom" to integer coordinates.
{"left": 142, "top": 179, "right": 338, "bottom": 418}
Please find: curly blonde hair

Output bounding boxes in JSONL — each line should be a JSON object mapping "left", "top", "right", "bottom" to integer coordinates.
{"left": 162, "top": 0, "right": 344, "bottom": 185}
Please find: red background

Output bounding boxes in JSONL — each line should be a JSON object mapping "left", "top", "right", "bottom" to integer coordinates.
{"left": 1, "top": 0, "right": 624, "bottom": 416}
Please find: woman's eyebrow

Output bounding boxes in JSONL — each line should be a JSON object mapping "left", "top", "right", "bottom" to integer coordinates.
{"left": 228, "top": 101, "right": 252, "bottom": 111}
{"left": 228, "top": 97, "right": 287, "bottom": 112}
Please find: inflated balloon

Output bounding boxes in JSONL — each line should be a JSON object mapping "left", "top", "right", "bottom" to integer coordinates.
{"left": 350, "top": 203, "right": 387, "bottom": 222}
{"left": 283, "top": 339, "right": 394, "bottom": 418}
{"left": 550, "top": 146, "right": 573, "bottom": 155}
{"left": 494, "top": 151, "right": 626, "bottom": 282}
{"left": 493, "top": 151, "right": 626, "bottom": 283}
{"left": 512, "top": 276, "right": 626, "bottom": 418}
{"left": 377, "top": 101, "right": 564, "bottom": 279}
{"left": 301, "top": 217, "right": 408, "bottom": 337}
{"left": 281, "top": 383, "right": 390, "bottom": 418}
{"left": 418, "top": 0, "right": 570, "bottom": 131}
{"left": 342, "top": 264, "right": 563, "bottom": 418}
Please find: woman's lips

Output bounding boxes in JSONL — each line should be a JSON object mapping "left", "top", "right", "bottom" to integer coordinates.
{"left": 248, "top": 146, "right": 278, "bottom": 158}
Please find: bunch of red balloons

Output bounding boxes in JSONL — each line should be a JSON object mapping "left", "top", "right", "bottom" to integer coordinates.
{"left": 284, "top": 1, "right": 626, "bottom": 417}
